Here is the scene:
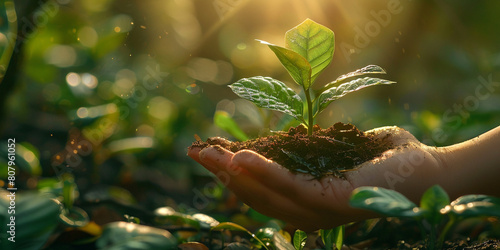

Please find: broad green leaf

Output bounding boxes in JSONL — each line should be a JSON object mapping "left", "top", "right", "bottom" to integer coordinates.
{"left": 96, "top": 221, "right": 177, "bottom": 250}
{"left": 442, "top": 195, "right": 500, "bottom": 218}
{"left": 317, "top": 77, "right": 395, "bottom": 115}
{"left": 154, "top": 206, "right": 201, "bottom": 230}
{"left": 214, "top": 111, "right": 249, "bottom": 141}
{"left": 419, "top": 185, "right": 449, "bottom": 224}
{"left": 258, "top": 40, "right": 312, "bottom": 89}
{"left": 285, "top": 18, "right": 335, "bottom": 85}
{"left": 451, "top": 195, "right": 500, "bottom": 206}
{"left": 229, "top": 76, "right": 304, "bottom": 122}
{"left": 320, "top": 65, "right": 387, "bottom": 93}
{"left": 0, "top": 142, "right": 42, "bottom": 177}
{"left": 191, "top": 213, "right": 219, "bottom": 229}
{"left": 350, "top": 187, "right": 421, "bottom": 218}
{"left": 0, "top": 192, "right": 60, "bottom": 250}
{"left": 293, "top": 230, "right": 307, "bottom": 250}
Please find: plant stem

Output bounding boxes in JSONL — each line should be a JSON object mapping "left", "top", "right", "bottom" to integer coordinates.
{"left": 437, "top": 217, "right": 456, "bottom": 249}
{"left": 304, "top": 88, "right": 314, "bottom": 136}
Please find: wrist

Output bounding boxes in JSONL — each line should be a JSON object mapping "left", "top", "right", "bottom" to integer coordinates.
{"left": 437, "top": 126, "right": 500, "bottom": 198}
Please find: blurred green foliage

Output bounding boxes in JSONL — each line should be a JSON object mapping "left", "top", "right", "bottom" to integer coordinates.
{"left": 0, "top": 0, "right": 499, "bottom": 248}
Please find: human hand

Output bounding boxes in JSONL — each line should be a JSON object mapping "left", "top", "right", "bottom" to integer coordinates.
{"left": 187, "top": 126, "right": 447, "bottom": 231}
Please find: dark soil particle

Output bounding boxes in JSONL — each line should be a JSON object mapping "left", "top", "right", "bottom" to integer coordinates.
{"left": 190, "top": 122, "right": 394, "bottom": 179}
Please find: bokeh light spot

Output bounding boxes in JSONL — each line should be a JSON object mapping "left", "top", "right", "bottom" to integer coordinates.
{"left": 77, "top": 107, "right": 89, "bottom": 118}
{"left": 66, "top": 72, "right": 81, "bottom": 87}
{"left": 78, "top": 26, "right": 98, "bottom": 47}
{"left": 81, "top": 73, "right": 98, "bottom": 89}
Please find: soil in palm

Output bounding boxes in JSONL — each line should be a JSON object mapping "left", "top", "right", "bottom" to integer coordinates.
{"left": 190, "top": 122, "right": 394, "bottom": 179}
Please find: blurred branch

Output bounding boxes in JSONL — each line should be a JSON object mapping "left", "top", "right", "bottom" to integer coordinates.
{"left": 0, "top": 0, "right": 47, "bottom": 130}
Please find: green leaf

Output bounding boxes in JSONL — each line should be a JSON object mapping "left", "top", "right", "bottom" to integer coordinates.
{"left": 317, "top": 77, "right": 395, "bottom": 115}
{"left": 349, "top": 187, "right": 421, "bottom": 218}
{"left": 214, "top": 111, "right": 249, "bottom": 141}
{"left": 320, "top": 229, "right": 334, "bottom": 250}
{"left": 0, "top": 192, "right": 60, "bottom": 250}
{"left": 442, "top": 195, "right": 500, "bottom": 218}
{"left": 96, "top": 221, "right": 177, "bottom": 250}
{"left": 229, "top": 76, "right": 304, "bottom": 122}
{"left": 333, "top": 225, "right": 345, "bottom": 250}
{"left": 211, "top": 222, "right": 251, "bottom": 232}
{"left": 285, "top": 18, "right": 335, "bottom": 85}
{"left": 320, "top": 65, "right": 387, "bottom": 93}
{"left": 293, "top": 230, "right": 307, "bottom": 250}
{"left": 154, "top": 207, "right": 201, "bottom": 231}
{"left": 211, "top": 222, "right": 270, "bottom": 250}
{"left": 258, "top": 40, "right": 312, "bottom": 89}
{"left": 419, "top": 185, "right": 450, "bottom": 224}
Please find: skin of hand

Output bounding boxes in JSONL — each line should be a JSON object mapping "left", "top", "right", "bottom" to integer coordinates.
{"left": 187, "top": 125, "right": 500, "bottom": 231}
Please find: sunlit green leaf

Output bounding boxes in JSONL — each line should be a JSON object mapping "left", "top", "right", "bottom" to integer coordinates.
{"left": 96, "top": 221, "right": 177, "bottom": 249}
{"left": 229, "top": 76, "right": 304, "bottom": 122}
{"left": 191, "top": 213, "right": 219, "bottom": 229}
{"left": 154, "top": 207, "right": 200, "bottom": 230}
{"left": 211, "top": 222, "right": 250, "bottom": 232}
{"left": 214, "top": 110, "right": 249, "bottom": 141}
{"left": 293, "top": 230, "right": 307, "bottom": 250}
{"left": 258, "top": 40, "right": 311, "bottom": 89}
{"left": 285, "top": 18, "right": 335, "bottom": 84}
{"left": 443, "top": 195, "right": 500, "bottom": 218}
{"left": 317, "top": 77, "right": 395, "bottom": 115}
{"left": 420, "top": 185, "right": 449, "bottom": 224}
{"left": 320, "top": 65, "right": 387, "bottom": 93}
{"left": 350, "top": 186, "right": 421, "bottom": 218}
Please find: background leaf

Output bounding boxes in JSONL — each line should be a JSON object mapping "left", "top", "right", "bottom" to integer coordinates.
{"left": 229, "top": 76, "right": 304, "bottom": 122}
{"left": 350, "top": 187, "right": 421, "bottom": 218}
{"left": 317, "top": 77, "right": 395, "bottom": 115}
{"left": 293, "top": 230, "right": 307, "bottom": 250}
{"left": 285, "top": 18, "right": 335, "bottom": 84}
{"left": 332, "top": 225, "right": 345, "bottom": 250}
{"left": 443, "top": 195, "right": 500, "bottom": 218}
{"left": 214, "top": 110, "right": 249, "bottom": 141}
{"left": 320, "top": 229, "right": 334, "bottom": 250}
{"left": 258, "top": 40, "right": 311, "bottom": 89}
{"left": 96, "top": 221, "right": 177, "bottom": 249}
{"left": 419, "top": 185, "right": 450, "bottom": 224}
{"left": 0, "top": 192, "right": 60, "bottom": 250}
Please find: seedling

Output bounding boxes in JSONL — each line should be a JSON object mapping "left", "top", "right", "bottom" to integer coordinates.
{"left": 229, "top": 19, "right": 394, "bottom": 136}
{"left": 350, "top": 185, "right": 500, "bottom": 249}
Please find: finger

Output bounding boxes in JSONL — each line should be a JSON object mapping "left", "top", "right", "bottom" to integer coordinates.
{"left": 232, "top": 150, "right": 355, "bottom": 212}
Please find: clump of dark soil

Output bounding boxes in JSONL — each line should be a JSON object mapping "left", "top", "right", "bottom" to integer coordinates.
{"left": 190, "top": 122, "right": 394, "bottom": 179}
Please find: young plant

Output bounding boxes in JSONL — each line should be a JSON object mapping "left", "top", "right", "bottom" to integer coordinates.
{"left": 229, "top": 19, "right": 394, "bottom": 135}
{"left": 349, "top": 185, "right": 500, "bottom": 249}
